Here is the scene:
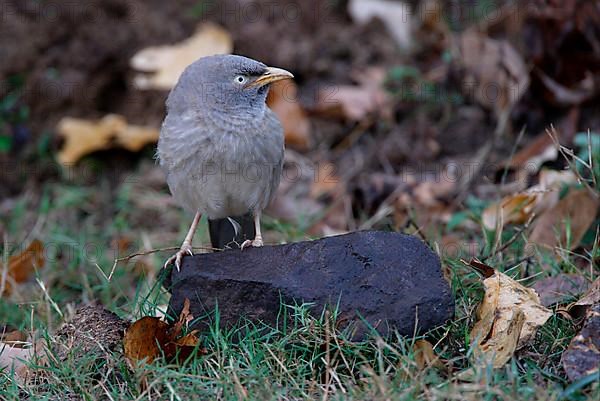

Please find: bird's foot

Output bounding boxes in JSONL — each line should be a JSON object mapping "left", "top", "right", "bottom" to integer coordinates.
{"left": 241, "top": 236, "right": 263, "bottom": 250}
{"left": 164, "top": 242, "right": 193, "bottom": 271}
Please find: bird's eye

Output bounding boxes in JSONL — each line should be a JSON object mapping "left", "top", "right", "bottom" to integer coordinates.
{"left": 234, "top": 75, "right": 247, "bottom": 85}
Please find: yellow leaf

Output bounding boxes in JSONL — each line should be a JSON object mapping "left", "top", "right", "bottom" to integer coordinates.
{"left": 481, "top": 169, "right": 578, "bottom": 232}
{"left": 482, "top": 193, "right": 537, "bottom": 231}
{"left": 469, "top": 260, "right": 552, "bottom": 368}
{"left": 56, "top": 114, "right": 159, "bottom": 165}
{"left": 131, "top": 23, "right": 233, "bottom": 90}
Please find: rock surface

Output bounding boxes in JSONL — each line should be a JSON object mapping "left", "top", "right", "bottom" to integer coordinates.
{"left": 165, "top": 231, "right": 454, "bottom": 339}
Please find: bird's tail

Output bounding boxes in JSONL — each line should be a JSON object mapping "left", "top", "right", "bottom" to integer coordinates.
{"left": 208, "top": 214, "right": 255, "bottom": 249}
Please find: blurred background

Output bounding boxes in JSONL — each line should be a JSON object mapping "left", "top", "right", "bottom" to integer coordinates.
{"left": 1, "top": 0, "right": 599, "bottom": 325}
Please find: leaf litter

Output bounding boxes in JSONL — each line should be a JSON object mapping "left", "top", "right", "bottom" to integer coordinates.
{"left": 467, "top": 259, "right": 552, "bottom": 368}
{"left": 123, "top": 298, "right": 205, "bottom": 366}
{"left": 1, "top": 239, "right": 45, "bottom": 295}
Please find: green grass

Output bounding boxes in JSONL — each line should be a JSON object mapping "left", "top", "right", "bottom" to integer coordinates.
{"left": 1, "top": 157, "right": 599, "bottom": 400}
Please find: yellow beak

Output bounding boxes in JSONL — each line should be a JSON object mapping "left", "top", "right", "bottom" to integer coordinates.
{"left": 247, "top": 66, "right": 294, "bottom": 88}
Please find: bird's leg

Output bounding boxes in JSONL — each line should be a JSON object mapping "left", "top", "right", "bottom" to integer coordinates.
{"left": 164, "top": 211, "right": 201, "bottom": 271}
{"left": 241, "top": 212, "right": 263, "bottom": 249}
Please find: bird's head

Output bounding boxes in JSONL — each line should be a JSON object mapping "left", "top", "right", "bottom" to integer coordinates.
{"left": 167, "top": 54, "right": 293, "bottom": 119}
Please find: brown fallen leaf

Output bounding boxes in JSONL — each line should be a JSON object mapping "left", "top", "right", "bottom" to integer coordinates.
{"left": 0, "top": 342, "right": 35, "bottom": 379}
{"left": 568, "top": 278, "right": 600, "bottom": 320}
{"left": 123, "top": 299, "right": 202, "bottom": 366}
{"left": 131, "top": 23, "right": 233, "bottom": 90}
{"left": 123, "top": 317, "right": 169, "bottom": 365}
{"left": 314, "top": 67, "right": 391, "bottom": 121}
{"left": 454, "top": 30, "right": 529, "bottom": 117}
{"left": 468, "top": 260, "right": 552, "bottom": 368}
{"left": 527, "top": 188, "right": 600, "bottom": 252}
{"left": 310, "top": 161, "right": 343, "bottom": 200}
{"left": 413, "top": 339, "right": 447, "bottom": 371}
{"left": 267, "top": 80, "right": 311, "bottom": 151}
{"left": 1, "top": 240, "right": 45, "bottom": 295}
{"left": 503, "top": 110, "right": 580, "bottom": 174}
{"left": 504, "top": 133, "right": 558, "bottom": 173}
{"left": 538, "top": 70, "right": 596, "bottom": 107}
{"left": 56, "top": 114, "right": 159, "bottom": 165}
{"left": 533, "top": 274, "right": 590, "bottom": 307}
{"left": 482, "top": 169, "right": 578, "bottom": 232}
{"left": 413, "top": 178, "right": 456, "bottom": 208}
{"left": 562, "top": 303, "right": 600, "bottom": 382}
{"left": 0, "top": 329, "right": 27, "bottom": 344}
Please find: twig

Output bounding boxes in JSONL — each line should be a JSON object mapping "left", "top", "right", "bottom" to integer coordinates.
{"left": 547, "top": 126, "right": 598, "bottom": 198}
{"left": 585, "top": 129, "right": 597, "bottom": 188}
{"left": 108, "top": 245, "right": 223, "bottom": 281}
{"left": 500, "top": 126, "right": 527, "bottom": 187}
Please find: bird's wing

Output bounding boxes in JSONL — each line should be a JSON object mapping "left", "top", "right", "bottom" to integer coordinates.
{"left": 263, "top": 108, "right": 285, "bottom": 209}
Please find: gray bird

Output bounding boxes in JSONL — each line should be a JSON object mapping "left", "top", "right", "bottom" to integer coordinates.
{"left": 157, "top": 54, "right": 293, "bottom": 269}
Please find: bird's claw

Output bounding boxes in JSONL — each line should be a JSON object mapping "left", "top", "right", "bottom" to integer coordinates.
{"left": 164, "top": 243, "right": 193, "bottom": 271}
{"left": 241, "top": 237, "right": 263, "bottom": 250}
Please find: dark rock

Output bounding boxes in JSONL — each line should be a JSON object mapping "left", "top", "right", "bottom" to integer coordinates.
{"left": 166, "top": 231, "right": 454, "bottom": 339}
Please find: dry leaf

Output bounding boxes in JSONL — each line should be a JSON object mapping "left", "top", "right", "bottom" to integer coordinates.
{"left": 454, "top": 30, "right": 529, "bottom": 116}
{"left": 562, "top": 303, "right": 600, "bottom": 382}
{"left": 267, "top": 80, "right": 311, "bottom": 151}
{"left": 532, "top": 274, "right": 590, "bottom": 307}
{"left": 123, "top": 299, "right": 201, "bottom": 366}
{"left": 528, "top": 188, "right": 599, "bottom": 252}
{"left": 538, "top": 71, "right": 595, "bottom": 107}
{"left": 568, "top": 278, "right": 600, "bottom": 320}
{"left": 468, "top": 260, "right": 552, "bottom": 368}
{"left": 482, "top": 169, "right": 578, "bottom": 231}
{"left": 314, "top": 68, "right": 390, "bottom": 121}
{"left": 310, "top": 162, "right": 342, "bottom": 200}
{"left": 123, "top": 317, "right": 169, "bottom": 365}
{"left": 1, "top": 240, "right": 45, "bottom": 295}
{"left": 348, "top": 0, "right": 413, "bottom": 49}
{"left": 0, "top": 343, "right": 34, "bottom": 379}
{"left": 413, "top": 339, "right": 446, "bottom": 371}
{"left": 504, "top": 133, "right": 558, "bottom": 172}
{"left": 503, "top": 110, "right": 580, "bottom": 174}
{"left": 131, "top": 23, "right": 233, "bottom": 90}
{"left": 482, "top": 193, "right": 537, "bottom": 231}
{"left": 0, "top": 330, "right": 27, "bottom": 344}
{"left": 413, "top": 178, "right": 456, "bottom": 208}
{"left": 169, "top": 298, "right": 193, "bottom": 340}
{"left": 307, "top": 161, "right": 349, "bottom": 236}
{"left": 56, "top": 114, "right": 159, "bottom": 165}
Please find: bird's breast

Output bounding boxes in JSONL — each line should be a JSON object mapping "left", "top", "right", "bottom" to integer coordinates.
{"left": 158, "top": 109, "right": 284, "bottom": 218}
